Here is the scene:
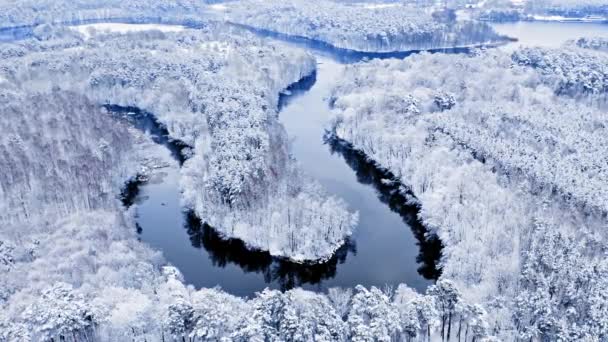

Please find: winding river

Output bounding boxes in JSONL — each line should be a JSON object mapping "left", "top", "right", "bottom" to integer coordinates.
{"left": 111, "top": 21, "right": 608, "bottom": 297}
{"left": 124, "top": 54, "right": 441, "bottom": 298}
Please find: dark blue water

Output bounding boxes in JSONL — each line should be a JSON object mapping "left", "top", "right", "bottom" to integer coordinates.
{"left": 101, "top": 20, "right": 608, "bottom": 298}
{"left": 111, "top": 20, "right": 567, "bottom": 298}
{"left": 3, "top": 19, "right": 543, "bottom": 297}
{"left": 228, "top": 22, "right": 514, "bottom": 63}
{"left": 0, "top": 18, "right": 602, "bottom": 297}
{"left": 119, "top": 58, "right": 441, "bottom": 297}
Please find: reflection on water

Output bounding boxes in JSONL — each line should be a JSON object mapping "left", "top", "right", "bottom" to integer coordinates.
{"left": 112, "top": 99, "right": 361, "bottom": 296}
{"left": 112, "top": 75, "right": 360, "bottom": 292}
{"left": 325, "top": 135, "right": 442, "bottom": 280}
{"left": 115, "top": 69, "right": 441, "bottom": 296}
{"left": 185, "top": 211, "right": 357, "bottom": 291}
{"left": 111, "top": 27, "right": 448, "bottom": 297}
{"left": 278, "top": 70, "right": 317, "bottom": 110}
{"left": 277, "top": 58, "right": 438, "bottom": 293}
{"left": 116, "top": 109, "right": 443, "bottom": 293}
{"left": 229, "top": 23, "right": 513, "bottom": 63}
{"left": 106, "top": 105, "right": 189, "bottom": 165}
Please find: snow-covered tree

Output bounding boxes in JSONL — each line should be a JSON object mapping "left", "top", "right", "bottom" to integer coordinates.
{"left": 427, "top": 280, "right": 462, "bottom": 341}
{"left": 0, "top": 0, "right": 207, "bottom": 29}
{"left": 347, "top": 285, "right": 401, "bottom": 341}
{"left": 0, "top": 22, "right": 357, "bottom": 262}
{"left": 329, "top": 47, "right": 608, "bottom": 338}
{"left": 189, "top": 288, "right": 249, "bottom": 341}
{"left": 234, "top": 288, "right": 346, "bottom": 341}
{"left": 567, "top": 37, "right": 608, "bottom": 53}
{"left": 21, "top": 283, "right": 94, "bottom": 342}
{"left": 222, "top": 0, "right": 510, "bottom": 53}
{"left": 514, "top": 220, "right": 608, "bottom": 340}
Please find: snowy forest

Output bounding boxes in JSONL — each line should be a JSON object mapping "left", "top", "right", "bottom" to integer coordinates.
{"left": 468, "top": 0, "right": 608, "bottom": 22}
{"left": 220, "top": 0, "right": 511, "bottom": 52}
{"left": 329, "top": 44, "right": 608, "bottom": 340}
{"left": 1, "top": 0, "right": 607, "bottom": 341}
{"left": 0, "top": 0, "right": 208, "bottom": 28}
{"left": 0, "top": 23, "right": 359, "bottom": 262}
{"left": 569, "top": 36, "right": 608, "bottom": 51}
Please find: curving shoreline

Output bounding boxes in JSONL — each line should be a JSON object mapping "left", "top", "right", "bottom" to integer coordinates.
{"left": 118, "top": 60, "right": 442, "bottom": 296}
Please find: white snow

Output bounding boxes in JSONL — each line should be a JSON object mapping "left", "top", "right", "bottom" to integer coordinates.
{"left": 208, "top": 3, "right": 228, "bottom": 11}
{"left": 532, "top": 14, "right": 607, "bottom": 22}
{"left": 200, "top": 41, "right": 231, "bottom": 54}
{"left": 72, "top": 23, "right": 185, "bottom": 39}
{"left": 0, "top": 0, "right": 209, "bottom": 28}
{"left": 359, "top": 3, "right": 401, "bottom": 10}
{"left": 1, "top": 0, "right": 607, "bottom": 340}
{"left": 0, "top": 18, "right": 484, "bottom": 341}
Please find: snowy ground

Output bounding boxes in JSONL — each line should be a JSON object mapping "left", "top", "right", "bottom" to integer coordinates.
{"left": 208, "top": 3, "right": 228, "bottom": 12}
{"left": 0, "top": 0, "right": 208, "bottom": 29}
{"left": 72, "top": 23, "right": 185, "bottom": 39}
